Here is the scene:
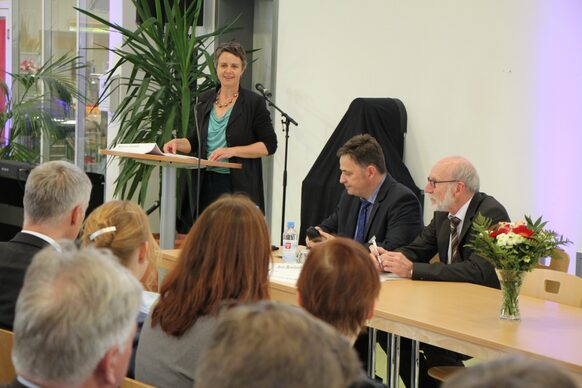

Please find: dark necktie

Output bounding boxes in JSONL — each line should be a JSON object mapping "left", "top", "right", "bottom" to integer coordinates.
{"left": 449, "top": 216, "right": 461, "bottom": 263}
{"left": 355, "top": 200, "right": 372, "bottom": 243}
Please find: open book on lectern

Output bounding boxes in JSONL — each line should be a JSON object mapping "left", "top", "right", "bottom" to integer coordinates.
{"left": 112, "top": 143, "right": 195, "bottom": 159}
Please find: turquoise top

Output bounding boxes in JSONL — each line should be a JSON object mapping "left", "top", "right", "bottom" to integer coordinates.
{"left": 206, "top": 106, "right": 232, "bottom": 174}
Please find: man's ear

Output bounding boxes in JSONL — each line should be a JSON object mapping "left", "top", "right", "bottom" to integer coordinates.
{"left": 366, "top": 165, "right": 376, "bottom": 178}
{"left": 96, "top": 346, "right": 119, "bottom": 386}
{"left": 70, "top": 205, "right": 84, "bottom": 226}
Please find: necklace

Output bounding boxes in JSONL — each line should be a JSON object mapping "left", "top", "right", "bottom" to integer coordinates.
{"left": 215, "top": 89, "right": 239, "bottom": 108}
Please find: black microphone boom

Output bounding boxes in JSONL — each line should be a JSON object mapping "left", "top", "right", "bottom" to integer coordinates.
{"left": 255, "top": 83, "right": 273, "bottom": 98}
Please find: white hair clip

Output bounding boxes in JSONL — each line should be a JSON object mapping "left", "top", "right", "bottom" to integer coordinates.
{"left": 89, "top": 226, "right": 117, "bottom": 241}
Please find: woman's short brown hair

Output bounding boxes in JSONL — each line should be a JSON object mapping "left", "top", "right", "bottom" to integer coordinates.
{"left": 297, "top": 238, "right": 381, "bottom": 338}
{"left": 151, "top": 194, "right": 271, "bottom": 336}
{"left": 214, "top": 41, "right": 247, "bottom": 71}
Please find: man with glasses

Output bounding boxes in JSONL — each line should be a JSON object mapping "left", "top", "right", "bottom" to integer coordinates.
{"left": 375, "top": 155, "right": 510, "bottom": 388}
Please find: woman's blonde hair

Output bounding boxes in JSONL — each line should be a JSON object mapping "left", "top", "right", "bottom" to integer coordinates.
{"left": 82, "top": 200, "right": 158, "bottom": 290}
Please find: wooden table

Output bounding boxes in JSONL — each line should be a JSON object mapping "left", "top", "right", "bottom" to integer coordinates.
{"left": 160, "top": 250, "right": 582, "bottom": 385}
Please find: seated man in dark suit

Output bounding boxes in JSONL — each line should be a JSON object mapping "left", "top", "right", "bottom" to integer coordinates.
{"left": 377, "top": 155, "right": 510, "bottom": 388}
{"left": 0, "top": 161, "right": 92, "bottom": 330}
{"left": 6, "top": 242, "right": 142, "bottom": 388}
{"left": 309, "top": 134, "right": 423, "bottom": 250}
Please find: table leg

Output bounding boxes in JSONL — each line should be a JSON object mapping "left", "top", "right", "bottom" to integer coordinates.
{"left": 160, "top": 166, "right": 176, "bottom": 250}
{"left": 367, "top": 327, "right": 377, "bottom": 378}
{"left": 410, "top": 339, "right": 420, "bottom": 388}
{"left": 386, "top": 333, "right": 401, "bottom": 388}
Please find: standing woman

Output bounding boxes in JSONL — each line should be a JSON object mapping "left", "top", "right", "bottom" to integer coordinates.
{"left": 135, "top": 194, "right": 272, "bottom": 388}
{"left": 163, "top": 41, "right": 277, "bottom": 216}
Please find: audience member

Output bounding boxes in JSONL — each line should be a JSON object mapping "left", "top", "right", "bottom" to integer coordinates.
{"left": 442, "top": 355, "right": 577, "bottom": 388}
{"left": 0, "top": 160, "right": 92, "bottom": 330}
{"left": 81, "top": 200, "right": 160, "bottom": 378}
{"left": 135, "top": 194, "right": 272, "bottom": 387}
{"left": 309, "top": 134, "right": 423, "bottom": 250}
{"left": 8, "top": 242, "right": 142, "bottom": 388}
{"left": 297, "top": 237, "right": 381, "bottom": 344}
{"left": 195, "top": 301, "right": 371, "bottom": 388}
{"left": 376, "top": 156, "right": 510, "bottom": 388}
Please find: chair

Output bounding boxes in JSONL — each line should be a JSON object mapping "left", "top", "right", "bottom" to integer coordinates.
{"left": 0, "top": 328, "right": 16, "bottom": 384}
{"left": 121, "top": 377, "right": 155, "bottom": 388}
{"left": 521, "top": 268, "right": 582, "bottom": 308}
{"left": 536, "top": 248, "right": 570, "bottom": 272}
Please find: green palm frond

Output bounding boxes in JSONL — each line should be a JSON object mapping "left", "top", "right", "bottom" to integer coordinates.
{"left": 1, "top": 53, "right": 85, "bottom": 162}
{"left": 76, "top": 0, "right": 239, "bottom": 203}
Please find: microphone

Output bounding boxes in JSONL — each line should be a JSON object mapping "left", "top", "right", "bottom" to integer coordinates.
{"left": 255, "top": 83, "right": 272, "bottom": 98}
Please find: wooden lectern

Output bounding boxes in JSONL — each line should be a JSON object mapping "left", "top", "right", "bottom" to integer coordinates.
{"left": 99, "top": 149, "right": 241, "bottom": 249}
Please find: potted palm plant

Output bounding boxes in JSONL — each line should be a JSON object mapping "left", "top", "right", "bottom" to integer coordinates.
{"left": 76, "top": 0, "right": 237, "bottom": 209}
{"left": 0, "top": 54, "right": 85, "bottom": 162}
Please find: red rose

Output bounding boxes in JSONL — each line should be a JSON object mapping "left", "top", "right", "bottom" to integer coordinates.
{"left": 511, "top": 224, "right": 534, "bottom": 238}
{"left": 490, "top": 223, "right": 510, "bottom": 238}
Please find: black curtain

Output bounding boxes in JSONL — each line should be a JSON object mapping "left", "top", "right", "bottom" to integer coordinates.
{"left": 299, "top": 97, "right": 421, "bottom": 243}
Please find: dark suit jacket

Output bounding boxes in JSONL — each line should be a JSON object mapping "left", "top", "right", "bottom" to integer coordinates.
{"left": 399, "top": 192, "right": 509, "bottom": 288}
{"left": 0, "top": 233, "right": 50, "bottom": 330}
{"left": 319, "top": 174, "right": 424, "bottom": 250}
{"left": 0, "top": 380, "right": 26, "bottom": 388}
{"left": 187, "top": 86, "right": 277, "bottom": 212}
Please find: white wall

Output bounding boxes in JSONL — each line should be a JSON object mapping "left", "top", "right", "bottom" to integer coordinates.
{"left": 271, "top": 0, "right": 582, "bottom": 271}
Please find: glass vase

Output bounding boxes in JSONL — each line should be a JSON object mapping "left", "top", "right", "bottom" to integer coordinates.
{"left": 498, "top": 269, "right": 525, "bottom": 320}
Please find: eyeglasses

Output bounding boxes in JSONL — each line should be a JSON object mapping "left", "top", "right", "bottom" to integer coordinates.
{"left": 427, "top": 177, "right": 460, "bottom": 188}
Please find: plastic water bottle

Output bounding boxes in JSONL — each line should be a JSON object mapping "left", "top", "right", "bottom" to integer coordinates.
{"left": 282, "top": 221, "right": 298, "bottom": 263}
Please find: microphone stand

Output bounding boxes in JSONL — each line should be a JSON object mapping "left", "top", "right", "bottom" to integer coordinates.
{"left": 260, "top": 92, "right": 298, "bottom": 244}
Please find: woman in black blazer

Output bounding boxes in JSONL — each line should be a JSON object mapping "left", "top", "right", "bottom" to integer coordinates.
{"left": 163, "top": 42, "right": 277, "bottom": 216}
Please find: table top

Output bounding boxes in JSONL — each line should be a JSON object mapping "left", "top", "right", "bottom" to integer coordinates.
{"left": 160, "top": 249, "right": 582, "bottom": 376}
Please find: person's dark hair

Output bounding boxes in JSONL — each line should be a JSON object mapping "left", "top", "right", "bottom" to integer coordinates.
{"left": 337, "top": 134, "right": 386, "bottom": 174}
{"left": 443, "top": 355, "right": 577, "bottom": 388}
{"left": 195, "top": 301, "right": 366, "bottom": 388}
{"left": 151, "top": 194, "right": 271, "bottom": 336}
{"left": 214, "top": 41, "right": 247, "bottom": 71}
{"left": 297, "top": 238, "right": 380, "bottom": 338}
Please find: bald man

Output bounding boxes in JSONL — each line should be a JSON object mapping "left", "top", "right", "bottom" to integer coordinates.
{"left": 376, "top": 156, "right": 510, "bottom": 388}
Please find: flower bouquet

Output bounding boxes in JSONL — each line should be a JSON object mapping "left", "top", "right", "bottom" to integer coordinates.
{"left": 467, "top": 214, "right": 570, "bottom": 320}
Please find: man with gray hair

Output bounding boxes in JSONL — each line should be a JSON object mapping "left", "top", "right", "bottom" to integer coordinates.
{"left": 195, "top": 301, "right": 370, "bottom": 388}
{"left": 376, "top": 156, "right": 510, "bottom": 388}
{"left": 0, "top": 160, "right": 92, "bottom": 330}
{"left": 8, "top": 242, "right": 142, "bottom": 388}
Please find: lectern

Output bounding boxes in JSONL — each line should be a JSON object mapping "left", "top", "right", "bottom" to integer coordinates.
{"left": 99, "top": 149, "right": 241, "bottom": 249}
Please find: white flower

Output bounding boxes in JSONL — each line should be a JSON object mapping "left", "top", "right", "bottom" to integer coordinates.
{"left": 496, "top": 233, "right": 510, "bottom": 247}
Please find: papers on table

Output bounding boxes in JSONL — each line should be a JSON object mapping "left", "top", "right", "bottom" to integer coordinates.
{"left": 380, "top": 272, "right": 405, "bottom": 282}
{"left": 270, "top": 263, "right": 303, "bottom": 285}
{"left": 269, "top": 262, "right": 404, "bottom": 285}
{"left": 113, "top": 143, "right": 165, "bottom": 155}
{"left": 112, "top": 143, "right": 198, "bottom": 160}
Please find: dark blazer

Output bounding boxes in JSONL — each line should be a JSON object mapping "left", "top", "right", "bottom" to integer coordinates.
{"left": 319, "top": 174, "right": 424, "bottom": 250}
{"left": 0, "top": 380, "right": 27, "bottom": 388}
{"left": 0, "top": 233, "right": 50, "bottom": 330}
{"left": 187, "top": 86, "right": 277, "bottom": 212}
{"left": 399, "top": 192, "right": 510, "bottom": 288}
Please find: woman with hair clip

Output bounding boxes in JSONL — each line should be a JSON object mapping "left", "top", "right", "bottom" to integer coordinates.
{"left": 135, "top": 194, "right": 272, "bottom": 388}
{"left": 81, "top": 200, "right": 160, "bottom": 378}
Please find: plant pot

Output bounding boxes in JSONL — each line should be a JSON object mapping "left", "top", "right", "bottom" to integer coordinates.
{"left": 498, "top": 269, "right": 525, "bottom": 320}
